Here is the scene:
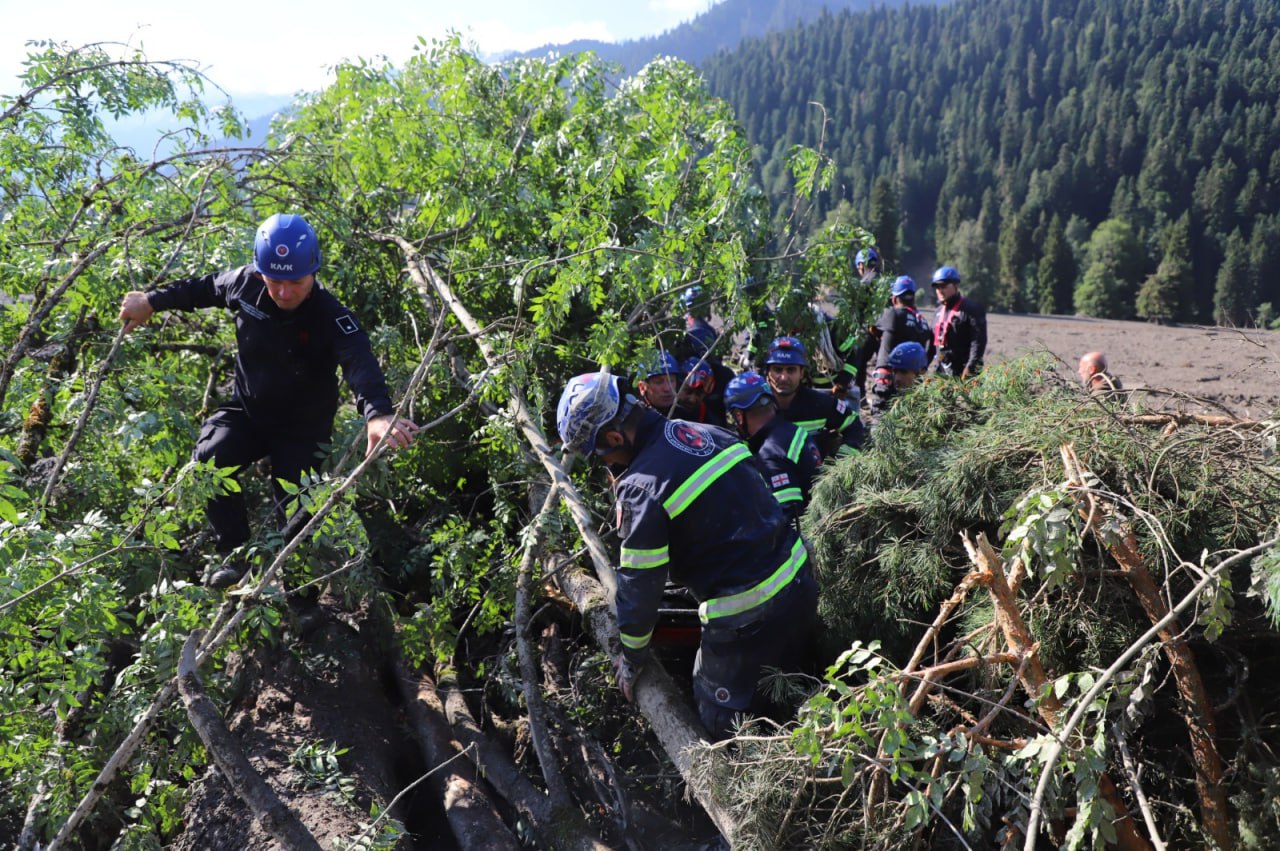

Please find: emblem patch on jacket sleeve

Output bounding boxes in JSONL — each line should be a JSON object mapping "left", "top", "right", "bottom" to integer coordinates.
{"left": 335, "top": 315, "right": 360, "bottom": 335}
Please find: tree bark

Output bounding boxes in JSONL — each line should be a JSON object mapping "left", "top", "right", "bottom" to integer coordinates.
{"left": 435, "top": 666, "right": 613, "bottom": 851}
{"left": 176, "top": 631, "right": 322, "bottom": 851}
{"left": 1061, "top": 444, "right": 1231, "bottom": 850}
{"left": 393, "top": 660, "right": 520, "bottom": 851}
{"left": 965, "top": 532, "right": 1151, "bottom": 851}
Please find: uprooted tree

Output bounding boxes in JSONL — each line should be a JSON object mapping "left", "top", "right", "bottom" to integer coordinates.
{"left": 2, "top": 36, "right": 1280, "bottom": 851}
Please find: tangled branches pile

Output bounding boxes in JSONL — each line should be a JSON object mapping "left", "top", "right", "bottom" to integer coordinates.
{"left": 703, "top": 355, "right": 1280, "bottom": 849}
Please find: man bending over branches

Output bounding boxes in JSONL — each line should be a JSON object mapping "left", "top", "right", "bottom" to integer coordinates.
{"left": 117, "top": 213, "right": 418, "bottom": 588}
{"left": 556, "top": 371, "right": 817, "bottom": 739}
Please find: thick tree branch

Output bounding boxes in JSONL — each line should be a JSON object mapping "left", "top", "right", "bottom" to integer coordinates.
{"left": 1061, "top": 443, "right": 1230, "bottom": 849}
{"left": 392, "top": 660, "right": 520, "bottom": 851}
{"left": 177, "top": 630, "right": 322, "bottom": 850}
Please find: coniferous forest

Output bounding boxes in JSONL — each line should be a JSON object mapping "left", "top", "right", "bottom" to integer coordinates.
{"left": 4, "top": 4, "right": 1280, "bottom": 850}
{"left": 703, "top": 0, "right": 1280, "bottom": 323}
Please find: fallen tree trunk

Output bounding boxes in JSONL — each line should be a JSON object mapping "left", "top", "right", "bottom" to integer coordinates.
{"left": 435, "top": 666, "right": 612, "bottom": 851}
{"left": 551, "top": 554, "right": 740, "bottom": 845}
{"left": 393, "top": 660, "right": 520, "bottom": 851}
{"left": 176, "top": 630, "right": 322, "bottom": 851}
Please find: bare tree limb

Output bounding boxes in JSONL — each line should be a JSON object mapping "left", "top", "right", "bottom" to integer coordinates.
{"left": 1061, "top": 444, "right": 1230, "bottom": 849}
{"left": 392, "top": 660, "right": 519, "bottom": 851}
{"left": 176, "top": 630, "right": 322, "bottom": 850}
{"left": 965, "top": 532, "right": 1151, "bottom": 851}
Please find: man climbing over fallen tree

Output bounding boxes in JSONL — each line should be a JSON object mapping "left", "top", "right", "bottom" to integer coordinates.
{"left": 118, "top": 212, "right": 419, "bottom": 587}
{"left": 556, "top": 371, "right": 817, "bottom": 739}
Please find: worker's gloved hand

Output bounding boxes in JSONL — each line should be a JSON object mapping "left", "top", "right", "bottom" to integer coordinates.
{"left": 613, "top": 653, "right": 643, "bottom": 703}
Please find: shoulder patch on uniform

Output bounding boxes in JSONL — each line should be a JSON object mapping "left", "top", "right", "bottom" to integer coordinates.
{"left": 335, "top": 314, "right": 360, "bottom": 335}
{"left": 770, "top": 473, "right": 791, "bottom": 488}
{"left": 664, "top": 420, "right": 716, "bottom": 457}
{"left": 834, "top": 398, "right": 849, "bottom": 414}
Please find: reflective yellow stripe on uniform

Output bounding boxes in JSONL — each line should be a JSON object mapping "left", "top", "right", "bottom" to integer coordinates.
{"left": 698, "top": 537, "right": 808, "bottom": 623}
{"left": 662, "top": 443, "right": 752, "bottom": 519}
{"left": 793, "top": 419, "right": 824, "bottom": 435}
{"left": 621, "top": 545, "right": 670, "bottom": 570}
{"left": 774, "top": 487, "right": 802, "bottom": 504}
{"left": 620, "top": 629, "right": 653, "bottom": 650}
{"left": 786, "top": 427, "right": 807, "bottom": 463}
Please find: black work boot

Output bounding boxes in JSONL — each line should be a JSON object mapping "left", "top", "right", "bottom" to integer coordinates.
{"left": 205, "top": 562, "right": 248, "bottom": 589}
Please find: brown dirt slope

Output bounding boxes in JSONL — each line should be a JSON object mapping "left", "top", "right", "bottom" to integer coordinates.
{"left": 983, "top": 313, "right": 1280, "bottom": 419}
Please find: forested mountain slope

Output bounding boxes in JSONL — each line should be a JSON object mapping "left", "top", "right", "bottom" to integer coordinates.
{"left": 516, "top": 0, "right": 915, "bottom": 75}
{"left": 703, "top": 0, "right": 1280, "bottom": 322}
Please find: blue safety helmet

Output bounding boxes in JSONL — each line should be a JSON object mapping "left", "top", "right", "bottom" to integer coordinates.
{"left": 931, "top": 265, "right": 962, "bottom": 285}
{"left": 855, "top": 247, "right": 880, "bottom": 268}
{"left": 887, "top": 341, "right": 929, "bottom": 372}
{"left": 685, "top": 318, "right": 718, "bottom": 355}
{"left": 890, "top": 276, "right": 917, "bottom": 298}
{"left": 680, "top": 357, "right": 714, "bottom": 391}
{"left": 254, "top": 213, "right": 321, "bottom": 280}
{"left": 680, "top": 285, "right": 703, "bottom": 312}
{"left": 764, "top": 336, "right": 808, "bottom": 367}
{"left": 638, "top": 351, "right": 681, "bottom": 380}
{"left": 724, "top": 371, "right": 775, "bottom": 411}
{"left": 556, "top": 372, "right": 634, "bottom": 455}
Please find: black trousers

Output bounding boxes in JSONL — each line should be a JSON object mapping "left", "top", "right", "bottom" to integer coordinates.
{"left": 192, "top": 403, "right": 330, "bottom": 553}
{"left": 692, "top": 567, "right": 819, "bottom": 740}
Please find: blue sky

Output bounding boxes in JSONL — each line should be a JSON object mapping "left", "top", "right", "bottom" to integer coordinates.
{"left": 2, "top": 0, "right": 709, "bottom": 102}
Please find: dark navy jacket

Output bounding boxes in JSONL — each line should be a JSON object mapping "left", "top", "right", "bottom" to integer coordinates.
{"left": 749, "top": 416, "right": 822, "bottom": 522}
{"left": 930, "top": 293, "right": 988, "bottom": 377}
{"left": 776, "top": 385, "right": 865, "bottom": 459}
{"left": 614, "top": 410, "right": 807, "bottom": 662}
{"left": 873, "top": 304, "right": 932, "bottom": 368}
{"left": 146, "top": 265, "right": 393, "bottom": 433}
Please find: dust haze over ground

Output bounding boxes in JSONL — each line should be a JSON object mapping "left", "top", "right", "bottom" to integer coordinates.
{"left": 982, "top": 312, "right": 1280, "bottom": 420}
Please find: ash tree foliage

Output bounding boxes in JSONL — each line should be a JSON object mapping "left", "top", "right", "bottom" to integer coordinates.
{"left": 0, "top": 36, "right": 848, "bottom": 848}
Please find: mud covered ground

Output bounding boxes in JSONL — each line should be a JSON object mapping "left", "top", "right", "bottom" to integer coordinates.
{"left": 983, "top": 313, "right": 1280, "bottom": 419}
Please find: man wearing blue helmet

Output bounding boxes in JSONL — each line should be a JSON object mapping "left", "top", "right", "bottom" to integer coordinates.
{"left": 928, "top": 265, "right": 987, "bottom": 379}
{"left": 555, "top": 371, "right": 817, "bottom": 739}
{"left": 724, "top": 372, "right": 822, "bottom": 524}
{"left": 764, "top": 336, "right": 866, "bottom": 460}
{"left": 635, "top": 351, "right": 682, "bottom": 416}
{"left": 117, "top": 213, "right": 418, "bottom": 588}
{"left": 854, "top": 246, "right": 881, "bottom": 284}
{"left": 869, "top": 341, "right": 930, "bottom": 427}
{"left": 867, "top": 276, "right": 932, "bottom": 412}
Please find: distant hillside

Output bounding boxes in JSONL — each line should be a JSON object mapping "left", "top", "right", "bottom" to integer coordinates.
{"left": 702, "top": 0, "right": 1280, "bottom": 323}
{"left": 516, "top": 0, "right": 915, "bottom": 75}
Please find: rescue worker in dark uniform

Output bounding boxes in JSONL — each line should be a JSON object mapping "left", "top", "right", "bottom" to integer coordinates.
{"left": 724, "top": 372, "right": 822, "bottom": 525}
{"left": 117, "top": 213, "right": 418, "bottom": 587}
{"left": 673, "top": 357, "right": 717, "bottom": 424}
{"left": 682, "top": 318, "right": 734, "bottom": 425}
{"left": 845, "top": 247, "right": 886, "bottom": 398}
{"left": 869, "top": 341, "right": 929, "bottom": 428}
{"left": 556, "top": 372, "right": 817, "bottom": 740}
{"left": 868, "top": 276, "right": 933, "bottom": 409}
{"left": 763, "top": 336, "right": 866, "bottom": 460}
{"left": 927, "top": 265, "right": 987, "bottom": 378}
{"left": 635, "top": 352, "right": 682, "bottom": 416}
